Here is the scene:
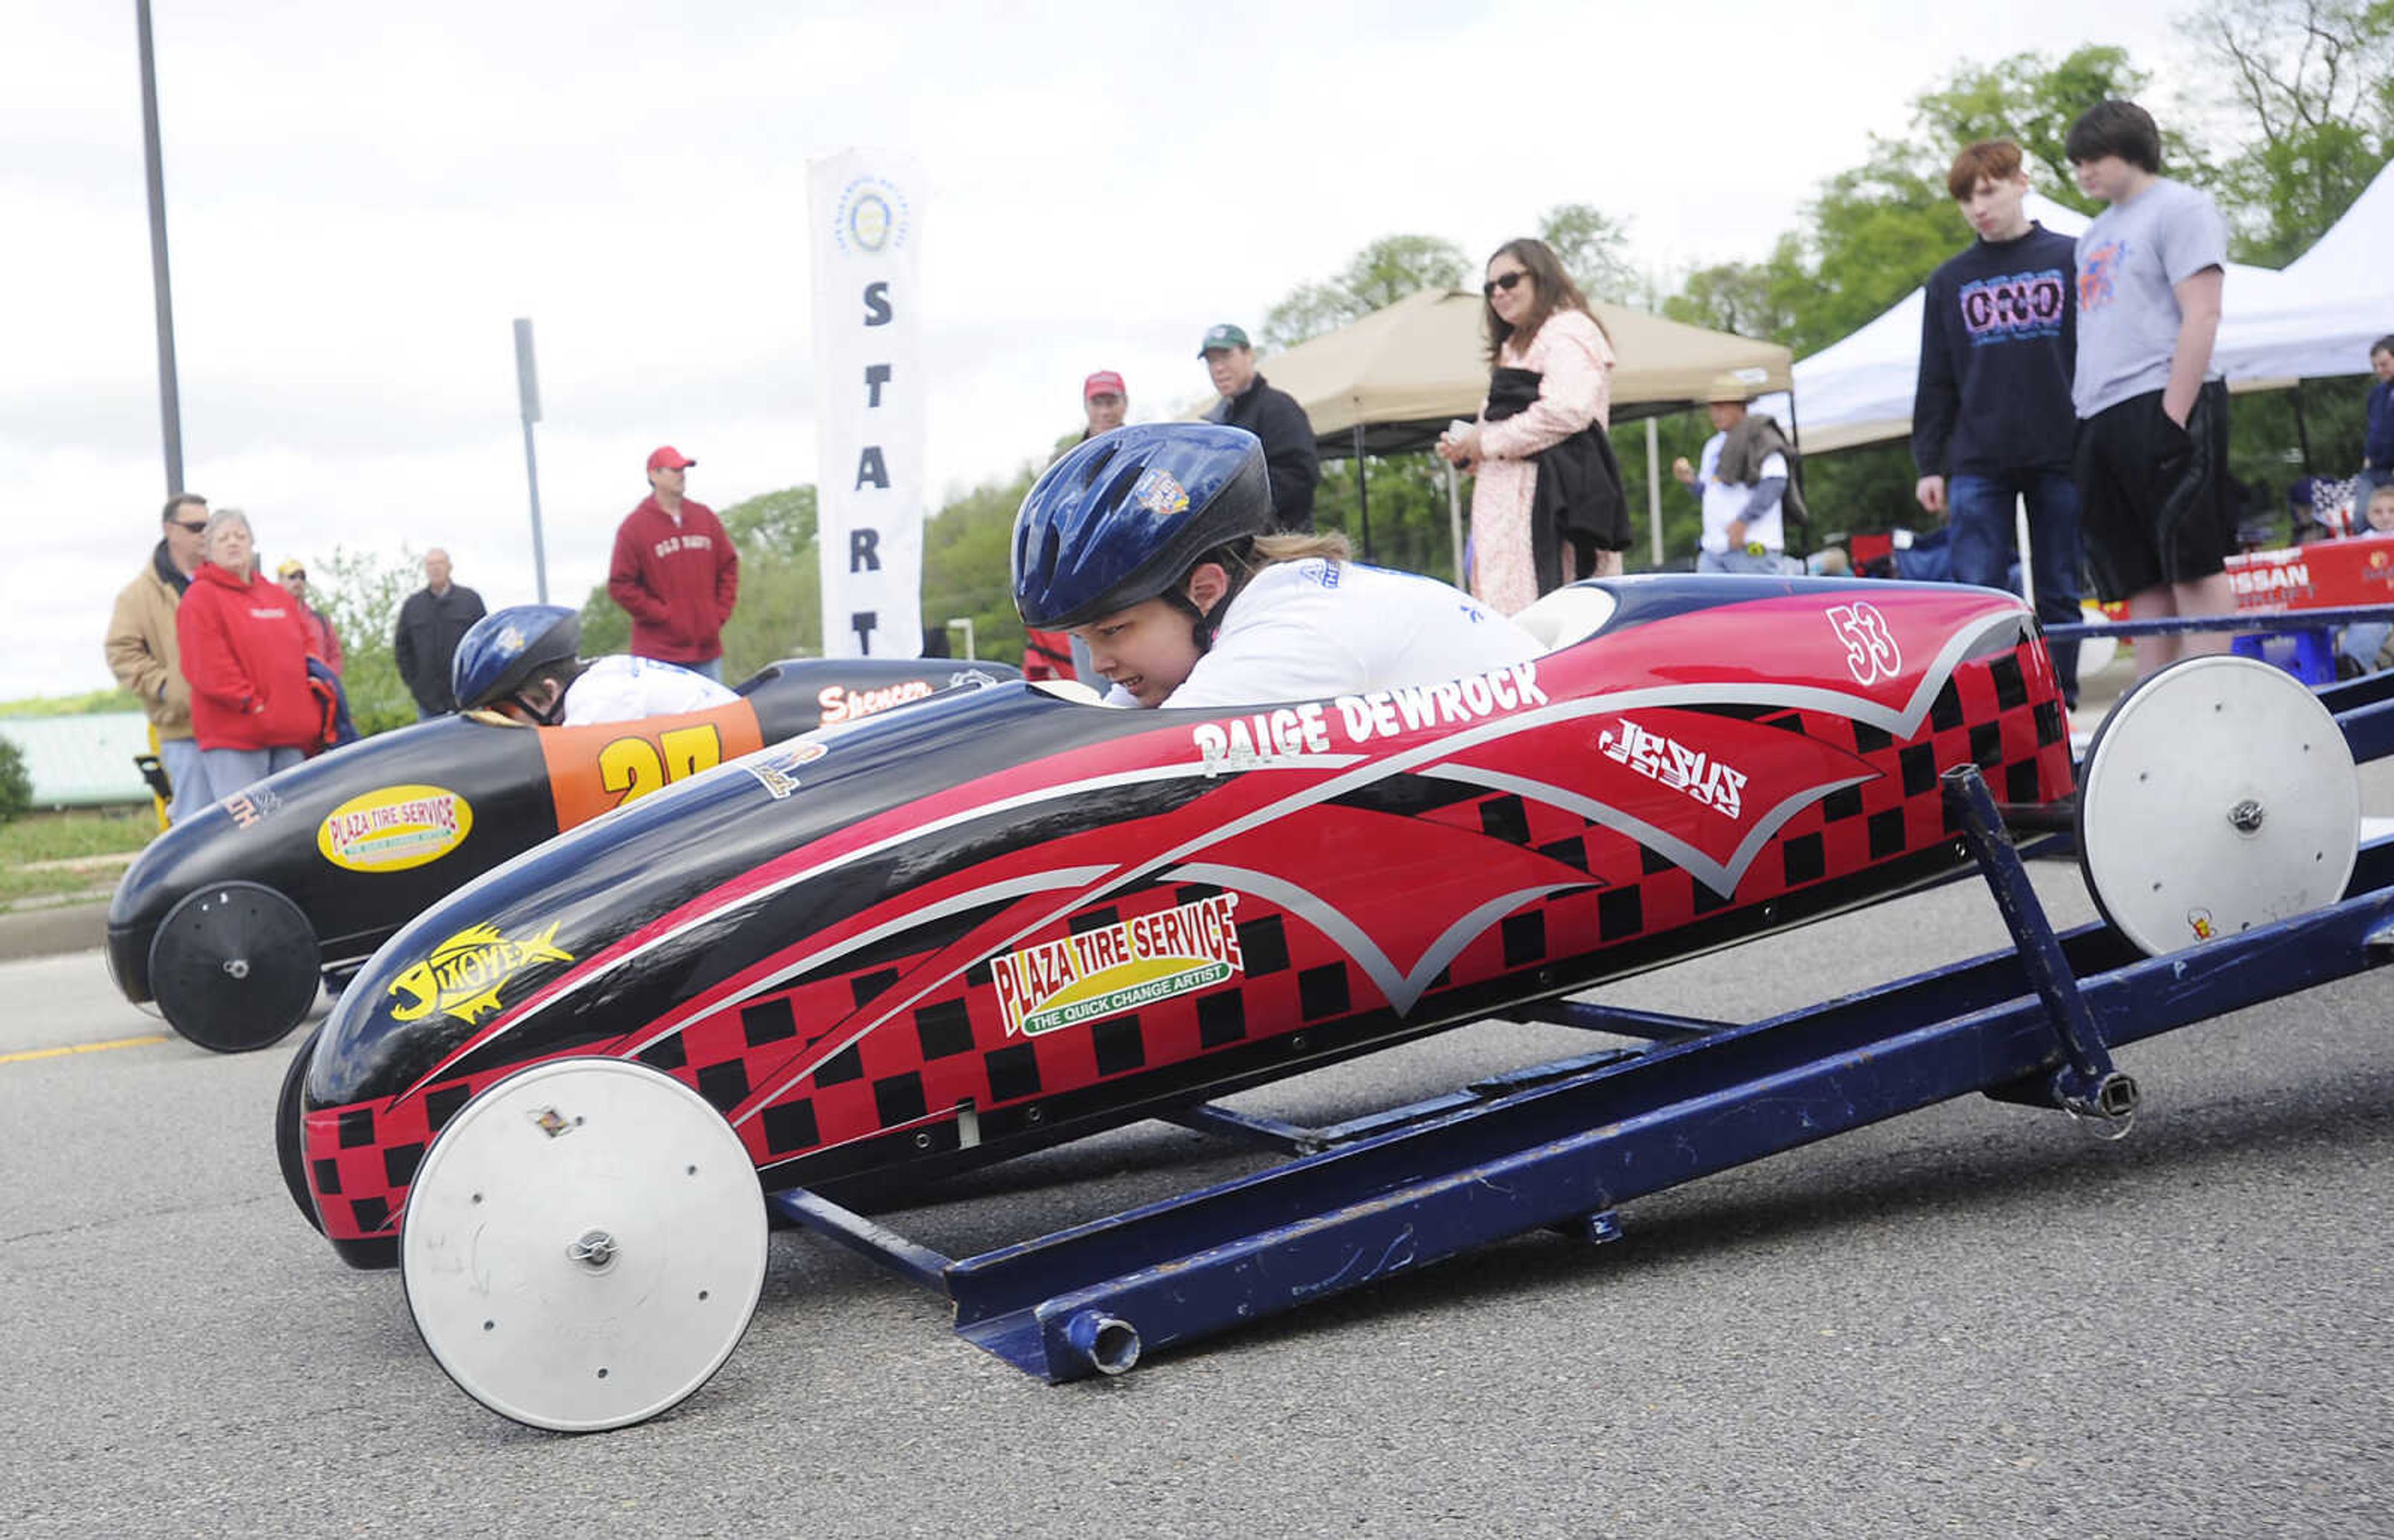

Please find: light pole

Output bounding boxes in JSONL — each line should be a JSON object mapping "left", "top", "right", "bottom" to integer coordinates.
{"left": 135, "top": 0, "right": 183, "bottom": 494}
{"left": 945, "top": 617, "right": 976, "bottom": 660}
{"left": 513, "top": 319, "right": 549, "bottom": 603}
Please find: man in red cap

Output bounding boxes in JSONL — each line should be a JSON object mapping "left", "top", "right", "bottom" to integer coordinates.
{"left": 1023, "top": 375, "right": 1131, "bottom": 681}
{"left": 608, "top": 445, "right": 741, "bottom": 681}
{"left": 1082, "top": 370, "right": 1127, "bottom": 439}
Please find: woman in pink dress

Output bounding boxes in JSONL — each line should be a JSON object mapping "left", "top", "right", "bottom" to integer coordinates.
{"left": 1436, "top": 238, "right": 1625, "bottom": 615}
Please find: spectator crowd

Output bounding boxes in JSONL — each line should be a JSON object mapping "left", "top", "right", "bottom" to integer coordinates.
{"left": 104, "top": 443, "right": 747, "bottom": 821}
{"left": 101, "top": 96, "right": 2393, "bottom": 813}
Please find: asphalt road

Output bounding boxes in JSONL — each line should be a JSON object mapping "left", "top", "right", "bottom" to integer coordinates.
{"left": 7, "top": 820, "right": 2392, "bottom": 1536}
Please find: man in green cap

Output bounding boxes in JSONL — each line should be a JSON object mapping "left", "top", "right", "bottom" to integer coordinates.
{"left": 1199, "top": 322, "right": 1320, "bottom": 531}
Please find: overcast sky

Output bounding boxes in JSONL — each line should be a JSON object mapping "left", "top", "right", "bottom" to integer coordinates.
{"left": 10, "top": 0, "right": 2200, "bottom": 703}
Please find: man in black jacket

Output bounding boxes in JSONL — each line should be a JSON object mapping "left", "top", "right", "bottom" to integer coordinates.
{"left": 1912, "top": 139, "right": 2082, "bottom": 706}
{"left": 392, "top": 547, "right": 488, "bottom": 717}
{"left": 1199, "top": 324, "right": 1320, "bottom": 531}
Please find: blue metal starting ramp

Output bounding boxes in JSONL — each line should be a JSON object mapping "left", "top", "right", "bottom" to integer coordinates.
{"left": 769, "top": 668, "right": 2394, "bottom": 1384}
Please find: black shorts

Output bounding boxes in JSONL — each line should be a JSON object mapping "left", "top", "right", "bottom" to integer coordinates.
{"left": 2073, "top": 380, "right": 2234, "bottom": 602}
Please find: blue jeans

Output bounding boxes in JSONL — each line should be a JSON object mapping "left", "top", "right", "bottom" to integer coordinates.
{"left": 1949, "top": 470, "right": 2082, "bottom": 705}
{"left": 1698, "top": 547, "right": 1783, "bottom": 575}
{"left": 160, "top": 737, "right": 206, "bottom": 824}
{"left": 195, "top": 744, "right": 305, "bottom": 804}
{"left": 2342, "top": 621, "right": 2390, "bottom": 675}
{"left": 688, "top": 656, "right": 726, "bottom": 683}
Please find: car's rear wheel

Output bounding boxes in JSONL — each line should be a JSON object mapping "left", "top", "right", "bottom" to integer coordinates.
{"left": 147, "top": 882, "right": 320, "bottom": 1052}
{"left": 2077, "top": 654, "right": 2359, "bottom": 956}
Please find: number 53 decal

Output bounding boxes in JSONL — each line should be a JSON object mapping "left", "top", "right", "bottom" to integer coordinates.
{"left": 1827, "top": 602, "right": 1903, "bottom": 686}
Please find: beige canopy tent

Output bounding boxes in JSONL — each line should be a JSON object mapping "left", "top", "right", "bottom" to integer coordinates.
{"left": 1249, "top": 287, "right": 1794, "bottom": 455}
{"left": 1192, "top": 287, "right": 1794, "bottom": 567}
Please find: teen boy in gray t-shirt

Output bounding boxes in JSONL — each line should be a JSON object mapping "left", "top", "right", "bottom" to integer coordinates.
{"left": 2067, "top": 100, "right": 2234, "bottom": 680}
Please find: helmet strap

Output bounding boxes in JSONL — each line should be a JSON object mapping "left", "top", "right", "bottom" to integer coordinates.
{"left": 516, "top": 659, "right": 587, "bottom": 726}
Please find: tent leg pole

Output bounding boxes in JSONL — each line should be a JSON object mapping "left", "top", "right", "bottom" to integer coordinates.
{"left": 1446, "top": 460, "right": 1463, "bottom": 587}
{"left": 1646, "top": 417, "right": 1663, "bottom": 569}
{"left": 2015, "top": 494, "right": 2036, "bottom": 614}
{"left": 2293, "top": 378, "right": 2314, "bottom": 474}
{"left": 1352, "top": 423, "right": 1372, "bottom": 561}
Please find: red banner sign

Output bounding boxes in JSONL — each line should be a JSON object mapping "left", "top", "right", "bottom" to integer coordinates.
{"left": 2223, "top": 536, "right": 2394, "bottom": 614}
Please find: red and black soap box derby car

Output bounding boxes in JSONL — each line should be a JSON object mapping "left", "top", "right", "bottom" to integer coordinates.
{"left": 108, "top": 657, "right": 1015, "bottom": 1052}
{"left": 289, "top": 574, "right": 2077, "bottom": 1284}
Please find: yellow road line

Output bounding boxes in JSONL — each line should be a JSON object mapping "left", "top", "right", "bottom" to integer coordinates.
{"left": 0, "top": 1034, "right": 173, "bottom": 1065}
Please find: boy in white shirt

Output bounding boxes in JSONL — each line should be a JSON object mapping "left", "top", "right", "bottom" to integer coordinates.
{"left": 1671, "top": 375, "right": 1789, "bottom": 573}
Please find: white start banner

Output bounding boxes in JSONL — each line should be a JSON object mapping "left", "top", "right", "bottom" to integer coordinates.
{"left": 809, "top": 149, "right": 925, "bottom": 658}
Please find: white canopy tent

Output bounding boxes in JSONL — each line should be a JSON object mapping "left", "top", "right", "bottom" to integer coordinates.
{"left": 2209, "top": 156, "right": 2394, "bottom": 381}
{"left": 1767, "top": 192, "right": 2320, "bottom": 455}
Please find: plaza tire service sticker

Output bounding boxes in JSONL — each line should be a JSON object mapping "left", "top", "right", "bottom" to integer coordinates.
{"left": 993, "top": 894, "right": 1244, "bottom": 1037}
{"left": 317, "top": 785, "right": 473, "bottom": 873}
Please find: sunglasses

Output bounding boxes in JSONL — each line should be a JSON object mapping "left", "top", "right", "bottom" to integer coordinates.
{"left": 1483, "top": 271, "right": 1531, "bottom": 298}
{"left": 171, "top": 519, "right": 208, "bottom": 534}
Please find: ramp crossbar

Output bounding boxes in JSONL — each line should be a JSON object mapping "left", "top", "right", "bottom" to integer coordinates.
{"left": 770, "top": 771, "right": 2394, "bottom": 1383}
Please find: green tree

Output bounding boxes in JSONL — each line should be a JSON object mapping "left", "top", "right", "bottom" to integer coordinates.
{"left": 721, "top": 485, "right": 819, "bottom": 552}
{"left": 1671, "top": 43, "right": 2158, "bottom": 363}
{"left": 1263, "top": 281, "right": 1361, "bottom": 352}
{"left": 719, "top": 484, "right": 823, "bottom": 673}
{"left": 577, "top": 580, "right": 630, "bottom": 657}
{"left": 1313, "top": 452, "right": 1464, "bottom": 582}
{"left": 1663, "top": 238, "right": 1809, "bottom": 344}
{"left": 310, "top": 544, "right": 422, "bottom": 736}
{"left": 1536, "top": 204, "right": 1643, "bottom": 306}
{"left": 0, "top": 734, "right": 30, "bottom": 821}
{"left": 1263, "top": 234, "right": 1470, "bottom": 347}
{"left": 2194, "top": 0, "right": 2394, "bottom": 262}
{"left": 923, "top": 466, "right": 1039, "bottom": 664}
{"left": 1910, "top": 44, "right": 2154, "bottom": 212}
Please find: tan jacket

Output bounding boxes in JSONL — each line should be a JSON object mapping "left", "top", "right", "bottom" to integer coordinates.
{"left": 106, "top": 552, "right": 194, "bottom": 741}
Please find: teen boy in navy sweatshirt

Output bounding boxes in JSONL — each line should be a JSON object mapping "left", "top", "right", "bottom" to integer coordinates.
{"left": 1912, "top": 139, "right": 2082, "bottom": 706}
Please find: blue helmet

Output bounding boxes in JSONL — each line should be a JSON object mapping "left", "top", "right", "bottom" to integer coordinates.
{"left": 1012, "top": 423, "right": 1276, "bottom": 630}
{"left": 451, "top": 604, "right": 580, "bottom": 715}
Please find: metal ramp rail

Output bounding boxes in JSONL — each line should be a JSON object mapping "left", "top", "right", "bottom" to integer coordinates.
{"left": 768, "top": 683, "right": 2394, "bottom": 1380}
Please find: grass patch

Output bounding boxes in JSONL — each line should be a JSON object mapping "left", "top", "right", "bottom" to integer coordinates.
{"left": 0, "top": 688, "right": 145, "bottom": 718}
{"left": 0, "top": 863, "right": 128, "bottom": 907}
{"left": 0, "top": 807, "right": 158, "bottom": 865}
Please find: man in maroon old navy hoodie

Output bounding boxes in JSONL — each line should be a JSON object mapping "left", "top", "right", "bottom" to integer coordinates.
{"left": 608, "top": 445, "right": 741, "bottom": 680}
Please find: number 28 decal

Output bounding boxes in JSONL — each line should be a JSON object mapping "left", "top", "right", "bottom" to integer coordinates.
{"left": 596, "top": 723, "right": 725, "bottom": 809}
{"left": 1827, "top": 602, "right": 1902, "bottom": 686}
{"left": 537, "top": 706, "right": 766, "bottom": 831}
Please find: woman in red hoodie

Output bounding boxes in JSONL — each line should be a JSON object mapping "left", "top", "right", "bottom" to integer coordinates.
{"left": 175, "top": 508, "right": 320, "bottom": 803}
